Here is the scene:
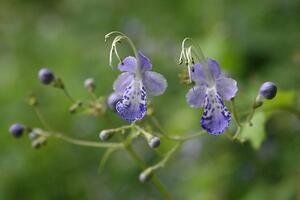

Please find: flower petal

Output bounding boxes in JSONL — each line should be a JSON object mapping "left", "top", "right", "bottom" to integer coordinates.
{"left": 118, "top": 56, "right": 137, "bottom": 73}
{"left": 207, "top": 58, "right": 221, "bottom": 78}
{"left": 138, "top": 51, "right": 152, "bottom": 72}
{"left": 216, "top": 77, "right": 238, "bottom": 100}
{"left": 190, "top": 63, "right": 205, "bottom": 83}
{"left": 113, "top": 72, "right": 134, "bottom": 93}
{"left": 116, "top": 80, "right": 147, "bottom": 122}
{"left": 186, "top": 85, "right": 207, "bottom": 108}
{"left": 107, "top": 92, "right": 122, "bottom": 111}
{"left": 201, "top": 89, "right": 231, "bottom": 135}
{"left": 143, "top": 71, "right": 167, "bottom": 96}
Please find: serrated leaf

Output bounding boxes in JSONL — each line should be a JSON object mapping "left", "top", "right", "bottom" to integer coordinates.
{"left": 240, "top": 112, "right": 266, "bottom": 149}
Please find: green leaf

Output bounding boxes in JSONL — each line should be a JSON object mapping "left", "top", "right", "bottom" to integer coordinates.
{"left": 240, "top": 112, "right": 266, "bottom": 149}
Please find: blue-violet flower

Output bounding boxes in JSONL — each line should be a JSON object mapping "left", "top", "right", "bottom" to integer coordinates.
{"left": 113, "top": 51, "right": 167, "bottom": 122}
{"left": 186, "top": 58, "right": 238, "bottom": 135}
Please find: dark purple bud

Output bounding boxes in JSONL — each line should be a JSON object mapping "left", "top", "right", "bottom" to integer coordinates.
{"left": 107, "top": 93, "right": 122, "bottom": 111}
{"left": 148, "top": 136, "right": 160, "bottom": 148}
{"left": 38, "top": 68, "right": 55, "bottom": 85}
{"left": 9, "top": 123, "right": 25, "bottom": 138}
{"left": 84, "top": 78, "right": 95, "bottom": 92}
{"left": 259, "top": 82, "right": 277, "bottom": 100}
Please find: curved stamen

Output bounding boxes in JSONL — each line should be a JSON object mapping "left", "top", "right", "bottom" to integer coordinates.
{"left": 105, "top": 31, "right": 142, "bottom": 78}
{"left": 179, "top": 37, "right": 215, "bottom": 86}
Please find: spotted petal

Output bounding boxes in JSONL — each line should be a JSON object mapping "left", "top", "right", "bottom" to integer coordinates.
{"left": 216, "top": 77, "right": 238, "bottom": 100}
{"left": 116, "top": 80, "right": 147, "bottom": 122}
{"left": 201, "top": 89, "right": 231, "bottom": 135}
{"left": 143, "top": 71, "right": 167, "bottom": 96}
{"left": 113, "top": 72, "right": 134, "bottom": 93}
{"left": 186, "top": 85, "right": 207, "bottom": 108}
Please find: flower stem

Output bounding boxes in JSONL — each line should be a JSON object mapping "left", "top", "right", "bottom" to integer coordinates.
{"left": 138, "top": 120, "right": 205, "bottom": 141}
{"left": 230, "top": 99, "right": 242, "bottom": 127}
{"left": 62, "top": 87, "right": 75, "bottom": 103}
{"left": 33, "top": 107, "right": 52, "bottom": 131}
{"left": 246, "top": 107, "right": 256, "bottom": 125}
{"left": 145, "top": 143, "right": 181, "bottom": 172}
{"left": 38, "top": 130, "right": 124, "bottom": 148}
{"left": 124, "top": 144, "right": 172, "bottom": 200}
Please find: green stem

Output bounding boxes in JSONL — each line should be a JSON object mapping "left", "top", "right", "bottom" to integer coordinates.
{"left": 230, "top": 99, "right": 242, "bottom": 127}
{"left": 246, "top": 107, "right": 256, "bottom": 125}
{"left": 146, "top": 143, "right": 181, "bottom": 171}
{"left": 136, "top": 123, "right": 204, "bottom": 142}
{"left": 39, "top": 131, "right": 124, "bottom": 148}
{"left": 33, "top": 107, "right": 52, "bottom": 131}
{"left": 124, "top": 144, "right": 172, "bottom": 200}
{"left": 62, "top": 87, "right": 75, "bottom": 103}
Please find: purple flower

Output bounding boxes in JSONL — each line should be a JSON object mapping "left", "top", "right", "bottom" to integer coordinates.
{"left": 186, "top": 58, "right": 238, "bottom": 135}
{"left": 113, "top": 51, "right": 167, "bottom": 122}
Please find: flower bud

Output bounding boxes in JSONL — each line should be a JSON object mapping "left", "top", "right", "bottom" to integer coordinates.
{"left": 99, "top": 130, "right": 113, "bottom": 141}
{"left": 84, "top": 78, "right": 95, "bottom": 92}
{"left": 107, "top": 93, "right": 122, "bottom": 111}
{"left": 259, "top": 82, "right": 277, "bottom": 100}
{"left": 32, "top": 139, "right": 46, "bottom": 149}
{"left": 139, "top": 168, "right": 153, "bottom": 183}
{"left": 148, "top": 136, "right": 160, "bottom": 148}
{"left": 9, "top": 123, "right": 25, "bottom": 138}
{"left": 254, "top": 82, "right": 277, "bottom": 108}
{"left": 38, "top": 68, "right": 55, "bottom": 85}
{"left": 28, "top": 132, "right": 38, "bottom": 140}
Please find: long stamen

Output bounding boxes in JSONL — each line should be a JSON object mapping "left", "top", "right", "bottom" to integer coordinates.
{"left": 105, "top": 31, "right": 139, "bottom": 61}
{"left": 179, "top": 37, "right": 215, "bottom": 86}
{"left": 105, "top": 31, "right": 142, "bottom": 78}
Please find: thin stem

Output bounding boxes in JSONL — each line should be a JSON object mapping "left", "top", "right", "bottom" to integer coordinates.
{"left": 46, "top": 132, "right": 124, "bottom": 148}
{"left": 89, "top": 91, "right": 98, "bottom": 101}
{"left": 140, "top": 121, "right": 205, "bottom": 141}
{"left": 124, "top": 144, "right": 172, "bottom": 200}
{"left": 246, "top": 107, "right": 256, "bottom": 125}
{"left": 162, "top": 132, "right": 205, "bottom": 141}
{"left": 62, "top": 87, "right": 75, "bottom": 103}
{"left": 54, "top": 133, "right": 124, "bottom": 148}
{"left": 33, "top": 107, "right": 52, "bottom": 131}
{"left": 230, "top": 99, "right": 242, "bottom": 127}
{"left": 147, "top": 143, "right": 181, "bottom": 171}
{"left": 98, "top": 147, "right": 119, "bottom": 173}
{"left": 232, "top": 126, "right": 243, "bottom": 140}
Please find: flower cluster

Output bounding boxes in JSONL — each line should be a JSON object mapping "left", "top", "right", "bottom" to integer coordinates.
{"left": 8, "top": 32, "right": 279, "bottom": 199}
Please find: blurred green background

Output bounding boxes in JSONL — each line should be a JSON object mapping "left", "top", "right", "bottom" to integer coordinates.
{"left": 1, "top": 0, "right": 300, "bottom": 199}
